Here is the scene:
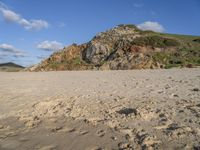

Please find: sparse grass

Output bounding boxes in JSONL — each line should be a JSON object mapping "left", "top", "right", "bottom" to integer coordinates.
{"left": 132, "top": 36, "right": 180, "bottom": 48}
{"left": 118, "top": 24, "right": 138, "bottom": 29}
{"left": 139, "top": 30, "right": 155, "bottom": 35}
{"left": 151, "top": 47, "right": 200, "bottom": 69}
{"left": 46, "top": 56, "right": 94, "bottom": 70}
{"left": 139, "top": 31, "right": 200, "bottom": 47}
{"left": 133, "top": 31, "right": 200, "bottom": 68}
{"left": 73, "top": 57, "right": 82, "bottom": 65}
{"left": 152, "top": 52, "right": 170, "bottom": 64}
{"left": 164, "top": 64, "right": 182, "bottom": 69}
{"left": 0, "top": 67, "right": 23, "bottom": 72}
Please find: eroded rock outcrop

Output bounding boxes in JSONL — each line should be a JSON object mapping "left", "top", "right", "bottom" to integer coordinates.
{"left": 28, "top": 24, "right": 200, "bottom": 71}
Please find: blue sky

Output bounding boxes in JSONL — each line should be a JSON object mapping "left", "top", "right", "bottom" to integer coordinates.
{"left": 0, "top": 0, "right": 200, "bottom": 66}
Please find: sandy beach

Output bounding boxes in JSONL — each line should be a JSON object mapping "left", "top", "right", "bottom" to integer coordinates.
{"left": 0, "top": 68, "right": 200, "bottom": 150}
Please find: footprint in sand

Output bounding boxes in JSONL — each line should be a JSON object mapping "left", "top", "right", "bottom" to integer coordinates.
{"left": 164, "top": 123, "right": 194, "bottom": 139}
{"left": 96, "top": 129, "right": 106, "bottom": 137}
{"left": 37, "top": 145, "right": 57, "bottom": 150}
{"left": 118, "top": 142, "right": 133, "bottom": 150}
{"left": 59, "top": 127, "right": 76, "bottom": 133}
{"left": 79, "top": 130, "right": 89, "bottom": 135}
{"left": 135, "top": 130, "right": 161, "bottom": 149}
{"left": 50, "top": 126, "right": 64, "bottom": 132}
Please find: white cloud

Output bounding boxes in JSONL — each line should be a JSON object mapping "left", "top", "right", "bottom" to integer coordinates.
{"left": 22, "top": 19, "right": 49, "bottom": 31}
{"left": 1, "top": 9, "right": 20, "bottom": 22}
{"left": 133, "top": 3, "right": 143, "bottom": 8}
{"left": 37, "top": 41, "right": 63, "bottom": 51}
{"left": 58, "top": 22, "right": 66, "bottom": 28}
{"left": 0, "top": 44, "right": 19, "bottom": 53}
{"left": 137, "top": 21, "right": 165, "bottom": 33}
{"left": 0, "top": 2, "right": 49, "bottom": 31}
{"left": 0, "top": 44, "right": 27, "bottom": 57}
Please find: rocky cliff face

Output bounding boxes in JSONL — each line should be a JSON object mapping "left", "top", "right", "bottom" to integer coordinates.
{"left": 28, "top": 24, "right": 200, "bottom": 71}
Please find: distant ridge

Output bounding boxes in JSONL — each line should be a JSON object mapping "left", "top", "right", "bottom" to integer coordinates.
{"left": 0, "top": 62, "right": 24, "bottom": 68}
{"left": 0, "top": 62, "right": 24, "bottom": 72}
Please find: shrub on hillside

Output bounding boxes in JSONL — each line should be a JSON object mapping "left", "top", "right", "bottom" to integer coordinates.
{"left": 193, "top": 38, "right": 200, "bottom": 43}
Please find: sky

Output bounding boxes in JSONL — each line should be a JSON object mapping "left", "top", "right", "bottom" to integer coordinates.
{"left": 0, "top": 0, "right": 200, "bottom": 66}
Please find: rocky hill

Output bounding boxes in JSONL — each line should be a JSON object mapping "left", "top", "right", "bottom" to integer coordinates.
{"left": 29, "top": 24, "right": 200, "bottom": 71}
{"left": 0, "top": 62, "right": 24, "bottom": 72}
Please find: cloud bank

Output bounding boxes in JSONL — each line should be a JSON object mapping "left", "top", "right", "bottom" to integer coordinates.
{"left": 0, "top": 44, "right": 27, "bottom": 58}
{"left": 0, "top": 2, "right": 49, "bottom": 31}
{"left": 137, "top": 21, "right": 165, "bottom": 33}
{"left": 37, "top": 41, "right": 63, "bottom": 51}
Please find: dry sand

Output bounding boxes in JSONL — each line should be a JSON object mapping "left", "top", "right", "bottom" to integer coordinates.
{"left": 0, "top": 68, "right": 200, "bottom": 150}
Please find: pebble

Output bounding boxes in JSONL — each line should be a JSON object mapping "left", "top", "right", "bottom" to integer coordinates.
{"left": 111, "top": 136, "right": 117, "bottom": 141}
{"left": 192, "top": 88, "right": 199, "bottom": 92}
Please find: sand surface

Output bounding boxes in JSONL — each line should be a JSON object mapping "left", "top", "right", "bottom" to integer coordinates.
{"left": 0, "top": 69, "right": 200, "bottom": 150}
